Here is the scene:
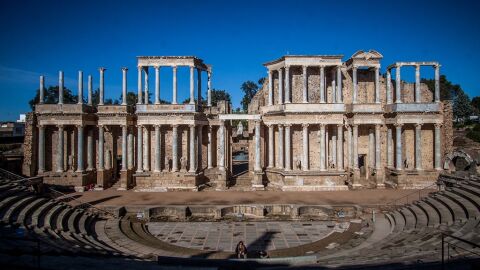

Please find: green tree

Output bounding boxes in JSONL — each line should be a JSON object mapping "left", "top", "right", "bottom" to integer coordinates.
{"left": 240, "top": 81, "right": 259, "bottom": 112}
{"left": 471, "top": 96, "right": 480, "bottom": 114}
{"left": 453, "top": 90, "right": 473, "bottom": 123}
{"left": 210, "top": 89, "right": 231, "bottom": 106}
{"left": 29, "top": 86, "right": 78, "bottom": 109}
{"left": 421, "top": 74, "right": 460, "bottom": 101}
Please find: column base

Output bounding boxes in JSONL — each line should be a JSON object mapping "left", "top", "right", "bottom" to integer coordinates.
{"left": 252, "top": 171, "right": 265, "bottom": 190}
{"left": 118, "top": 170, "right": 133, "bottom": 190}
{"left": 96, "top": 169, "right": 113, "bottom": 190}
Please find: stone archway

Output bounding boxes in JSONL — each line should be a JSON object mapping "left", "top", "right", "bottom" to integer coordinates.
{"left": 443, "top": 149, "right": 476, "bottom": 173}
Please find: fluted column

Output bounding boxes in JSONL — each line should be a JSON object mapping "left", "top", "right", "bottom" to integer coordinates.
{"left": 278, "top": 69, "right": 283, "bottom": 104}
{"left": 197, "top": 68, "right": 202, "bottom": 106}
{"left": 219, "top": 121, "right": 225, "bottom": 171}
{"left": 254, "top": 121, "right": 261, "bottom": 172}
{"left": 320, "top": 66, "right": 325, "bottom": 103}
{"left": 121, "top": 125, "right": 127, "bottom": 171}
{"left": 154, "top": 125, "right": 161, "bottom": 172}
{"left": 331, "top": 69, "right": 337, "bottom": 103}
{"left": 172, "top": 125, "right": 178, "bottom": 172}
{"left": 267, "top": 125, "right": 274, "bottom": 168}
{"left": 278, "top": 125, "right": 284, "bottom": 169}
{"left": 207, "top": 71, "right": 212, "bottom": 106}
{"left": 56, "top": 125, "right": 64, "bottom": 172}
{"left": 268, "top": 70, "right": 273, "bottom": 106}
{"left": 415, "top": 124, "right": 422, "bottom": 170}
{"left": 127, "top": 130, "right": 134, "bottom": 170}
{"left": 38, "top": 125, "right": 45, "bottom": 173}
{"left": 122, "top": 68, "right": 128, "bottom": 105}
{"left": 375, "top": 124, "right": 381, "bottom": 170}
{"left": 88, "top": 75, "right": 93, "bottom": 105}
{"left": 302, "top": 124, "right": 309, "bottom": 171}
{"left": 386, "top": 69, "right": 392, "bottom": 104}
{"left": 197, "top": 125, "right": 203, "bottom": 170}
{"left": 77, "top": 71, "right": 83, "bottom": 104}
{"left": 154, "top": 66, "right": 160, "bottom": 104}
{"left": 302, "top": 66, "right": 308, "bottom": 103}
{"left": 58, "top": 71, "right": 64, "bottom": 105}
{"left": 136, "top": 125, "right": 143, "bottom": 173}
{"left": 87, "top": 129, "right": 93, "bottom": 170}
{"left": 98, "top": 125, "right": 104, "bottom": 171}
{"left": 319, "top": 124, "right": 326, "bottom": 171}
{"left": 99, "top": 67, "right": 105, "bottom": 105}
{"left": 137, "top": 66, "right": 143, "bottom": 104}
{"left": 39, "top": 76, "right": 45, "bottom": 104}
{"left": 189, "top": 125, "right": 196, "bottom": 172}
{"left": 387, "top": 126, "right": 393, "bottom": 167}
{"left": 434, "top": 65, "right": 440, "bottom": 102}
{"left": 285, "top": 124, "right": 291, "bottom": 171}
{"left": 352, "top": 67, "right": 358, "bottom": 103}
{"left": 189, "top": 66, "right": 195, "bottom": 104}
{"left": 369, "top": 128, "right": 375, "bottom": 168}
{"left": 375, "top": 67, "right": 380, "bottom": 103}
{"left": 346, "top": 125, "right": 352, "bottom": 169}
{"left": 415, "top": 65, "right": 421, "bottom": 103}
{"left": 337, "top": 124, "right": 343, "bottom": 170}
{"left": 285, "top": 66, "right": 291, "bottom": 103}
{"left": 395, "top": 124, "right": 403, "bottom": 170}
{"left": 76, "top": 125, "right": 84, "bottom": 172}
{"left": 337, "top": 66, "right": 343, "bottom": 103}
{"left": 395, "top": 65, "right": 402, "bottom": 103}
{"left": 435, "top": 124, "right": 442, "bottom": 170}
{"left": 144, "top": 67, "right": 149, "bottom": 104}
{"left": 207, "top": 126, "right": 213, "bottom": 169}
{"left": 172, "top": 66, "right": 178, "bottom": 104}
{"left": 143, "top": 126, "right": 150, "bottom": 171}
{"left": 352, "top": 125, "right": 358, "bottom": 169}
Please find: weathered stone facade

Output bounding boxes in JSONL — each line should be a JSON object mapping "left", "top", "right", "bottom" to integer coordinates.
{"left": 25, "top": 51, "right": 452, "bottom": 191}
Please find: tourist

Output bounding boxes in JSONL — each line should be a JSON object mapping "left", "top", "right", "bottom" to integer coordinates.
{"left": 235, "top": 241, "right": 248, "bottom": 259}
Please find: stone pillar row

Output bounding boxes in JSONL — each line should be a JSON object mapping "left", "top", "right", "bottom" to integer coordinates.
{"left": 387, "top": 64, "right": 440, "bottom": 104}
{"left": 352, "top": 65, "right": 380, "bottom": 104}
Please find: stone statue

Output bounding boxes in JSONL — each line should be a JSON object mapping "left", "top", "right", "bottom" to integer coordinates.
{"left": 105, "top": 150, "right": 112, "bottom": 170}
{"left": 294, "top": 157, "right": 302, "bottom": 170}
{"left": 164, "top": 157, "right": 170, "bottom": 172}
{"left": 180, "top": 156, "right": 188, "bottom": 172}
{"left": 68, "top": 154, "right": 75, "bottom": 171}
{"left": 236, "top": 122, "right": 244, "bottom": 137}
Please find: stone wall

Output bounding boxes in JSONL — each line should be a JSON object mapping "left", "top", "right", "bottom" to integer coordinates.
{"left": 22, "top": 112, "right": 36, "bottom": 177}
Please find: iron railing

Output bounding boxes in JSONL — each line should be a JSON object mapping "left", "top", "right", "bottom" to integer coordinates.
{"left": 386, "top": 182, "right": 438, "bottom": 209}
{"left": 441, "top": 233, "right": 480, "bottom": 268}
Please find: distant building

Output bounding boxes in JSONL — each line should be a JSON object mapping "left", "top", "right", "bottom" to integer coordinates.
{"left": 0, "top": 121, "right": 25, "bottom": 137}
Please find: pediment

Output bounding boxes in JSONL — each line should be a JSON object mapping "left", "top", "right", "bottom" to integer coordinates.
{"left": 351, "top": 50, "right": 383, "bottom": 60}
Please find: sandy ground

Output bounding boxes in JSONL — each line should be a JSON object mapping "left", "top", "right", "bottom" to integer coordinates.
{"left": 65, "top": 189, "right": 435, "bottom": 207}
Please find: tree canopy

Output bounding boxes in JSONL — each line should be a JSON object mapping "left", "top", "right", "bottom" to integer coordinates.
{"left": 240, "top": 81, "right": 259, "bottom": 112}
{"left": 210, "top": 89, "right": 231, "bottom": 106}
{"left": 471, "top": 97, "right": 480, "bottom": 115}
{"left": 29, "top": 86, "right": 78, "bottom": 109}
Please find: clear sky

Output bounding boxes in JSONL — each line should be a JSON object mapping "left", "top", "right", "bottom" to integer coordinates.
{"left": 0, "top": 0, "right": 479, "bottom": 121}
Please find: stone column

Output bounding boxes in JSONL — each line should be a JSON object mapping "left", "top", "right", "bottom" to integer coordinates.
{"left": 375, "top": 124, "right": 381, "bottom": 170}
{"left": 387, "top": 126, "right": 393, "bottom": 168}
{"left": 189, "top": 66, "right": 195, "bottom": 104}
{"left": 77, "top": 71, "right": 83, "bottom": 104}
{"left": 285, "top": 124, "right": 291, "bottom": 171}
{"left": 278, "top": 68, "right": 283, "bottom": 104}
{"left": 56, "top": 125, "right": 64, "bottom": 172}
{"left": 285, "top": 66, "right": 291, "bottom": 103}
{"left": 143, "top": 127, "right": 150, "bottom": 171}
{"left": 137, "top": 66, "right": 143, "bottom": 104}
{"left": 122, "top": 67, "right": 128, "bottom": 105}
{"left": 375, "top": 67, "right": 380, "bottom": 103}
{"left": 352, "top": 67, "right": 358, "bottom": 104}
{"left": 207, "top": 126, "right": 213, "bottom": 169}
{"left": 331, "top": 127, "right": 337, "bottom": 168}
{"left": 99, "top": 67, "right": 105, "bottom": 105}
{"left": 268, "top": 70, "right": 273, "bottom": 106}
{"left": 88, "top": 75, "right": 93, "bottom": 105}
{"left": 331, "top": 69, "right": 337, "bottom": 103}
{"left": 395, "top": 124, "right": 403, "bottom": 170}
{"left": 127, "top": 130, "right": 134, "bottom": 170}
{"left": 98, "top": 125, "right": 104, "bottom": 171}
{"left": 395, "top": 65, "right": 402, "bottom": 103}
{"left": 144, "top": 67, "right": 149, "bottom": 104}
{"left": 219, "top": 121, "right": 225, "bottom": 171}
{"left": 320, "top": 66, "right": 325, "bottom": 103}
{"left": 58, "top": 71, "right": 64, "bottom": 105}
{"left": 353, "top": 125, "right": 358, "bottom": 169}
{"left": 415, "top": 124, "right": 422, "bottom": 170}
{"left": 346, "top": 125, "right": 352, "bottom": 169}
{"left": 302, "top": 66, "right": 308, "bottom": 103}
{"left": 154, "top": 125, "right": 161, "bottom": 172}
{"left": 39, "top": 76, "right": 45, "bottom": 104}
{"left": 337, "top": 66, "right": 343, "bottom": 103}
{"left": 207, "top": 71, "right": 212, "bottom": 106}
{"left": 189, "top": 125, "right": 196, "bottom": 172}
{"left": 267, "top": 125, "right": 274, "bottom": 168}
{"left": 369, "top": 128, "right": 375, "bottom": 168}
{"left": 386, "top": 69, "right": 392, "bottom": 104}
{"left": 278, "top": 125, "right": 284, "bottom": 169}
{"left": 254, "top": 121, "right": 261, "bottom": 172}
{"left": 136, "top": 125, "right": 143, "bottom": 173}
{"left": 415, "top": 65, "right": 421, "bottom": 103}
{"left": 121, "top": 125, "right": 127, "bottom": 171}
{"left": 197, "top": 125, "right": 203, "bottom": 170}
{"left": 87, "top": 129, "right": 93, "bottom": 171}
{"left": 302, "top": 124, "right": 309, "bottom": 171}
{"left": 319, "top": 124, "right": 326, "bottom": 171}
{"left": 170, "top": 125, "right": 178, "bottom": 171}
{"left": 434, "top": 65, "right": 440, "bottom": 102}
{"left": 172, "top": 66, "right": 178, "bottom": 104}
{"left": 197, "top": 68, "right": 202, "bottom": 106}
{"left": 76, "top": 125, "right": 84, "bottom": 172}
{"left": 154, "top": 66, "right": 160, "bottom": 104}
{"left": 434, "top": 124, "right": 442, "bottom": 170}
{"left": 38, "top": 125, "right": 45, "bottom": 173}
{"left": 337, "top": 125, "right": 343, "bottom": 170}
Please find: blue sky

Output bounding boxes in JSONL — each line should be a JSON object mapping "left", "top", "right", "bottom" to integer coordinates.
{"left": 0, "top": 0, "right": 479, "bottom": 121}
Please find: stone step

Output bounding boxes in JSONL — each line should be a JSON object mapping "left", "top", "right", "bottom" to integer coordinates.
{"left": 449, "top": 187, "right": 480, "bottom": 213}
{"left": 442, "top": 190, "right": 480, "bottom": 219}
{"left": 433, "top": 193, "right": 468, "bottom": 221}
{"left": 15, "top": 197, "right": 49, "bottom": 226}
{"left": 391, "top": 210, "right": 405, "bottom": 232}
{"left": 399, "top": 208, "right": 416, "bottom": 230}
{"left": 1, "top": 195, "right": 37, "bottom": 224}
{"left": 96, "top": 219, "right": 139, "bottom": 256}
{"left": 458, "top": 182, "right": 480, "bottom": 198}
{"left": 0, "top": 192, "right": 30, "bottom": 218}
{"left": 29, "top": 200, "right": 56, "bottom": 228}
{"left": 415, "top": 200, "right": 440, "bottom": 227}
{"left": 423, "top": 197, "right": 454, "bottom": 225}
{"left": 43, "top": 204, "right": 67, "bottom": 230}
{"left": 407, "top": 204, "right": 427, "bottom": 228}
